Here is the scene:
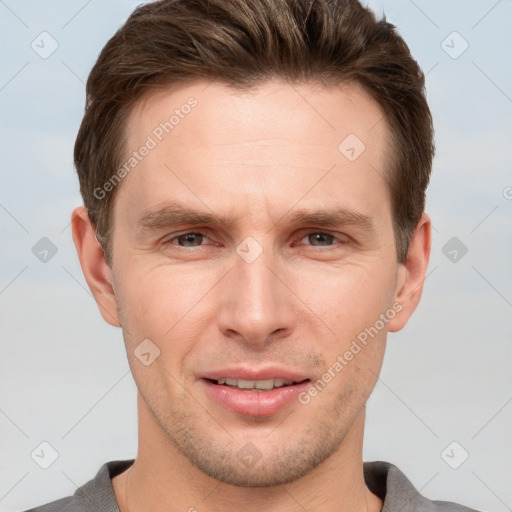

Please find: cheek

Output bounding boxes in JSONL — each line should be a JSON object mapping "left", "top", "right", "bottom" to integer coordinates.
{"left": 294, "top": 261, "right": 397, "bottom": 342}
{"left": 117, "top": 263, "right": 209, "bottom": 333}
{"left": 114, "top": 263, "right": 221, "bottom": 383}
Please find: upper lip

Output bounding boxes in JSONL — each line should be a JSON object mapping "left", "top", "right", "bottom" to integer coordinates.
{"left": 201, "top": 366, "right": 310, "bottom": 383}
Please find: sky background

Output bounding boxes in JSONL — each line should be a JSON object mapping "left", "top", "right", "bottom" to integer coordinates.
{"left": 1, "top": 1, "right": 511, "bottom": 511}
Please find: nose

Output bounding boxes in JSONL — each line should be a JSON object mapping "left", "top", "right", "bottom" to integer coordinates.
{"left": 216, "top": 243, "right": 296, "bottom": 350}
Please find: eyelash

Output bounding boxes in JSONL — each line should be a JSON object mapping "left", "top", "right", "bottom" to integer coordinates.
{"left": 162, "top": 231, "right": 349, "bottom": 250}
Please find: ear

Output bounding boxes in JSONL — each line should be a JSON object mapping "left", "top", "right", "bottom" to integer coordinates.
{"left": 388, "top": 213, "right": 431, "bottom": 332}
{"left": 71, "top": 206, "right": 121, "bottom": 327}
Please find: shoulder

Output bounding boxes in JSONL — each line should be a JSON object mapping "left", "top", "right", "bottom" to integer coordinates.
{"left": 23, "top": 496, "right": 74, "bottom": 512}
{"left": 22, "top": 459, "right": 134, "bottom": 512}
{"left": 364, "top": 460, "right": 482, "bottom": 512}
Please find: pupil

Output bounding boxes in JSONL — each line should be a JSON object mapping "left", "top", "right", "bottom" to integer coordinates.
{"left": 180, "top": 233, "right": 202, "bottom": 246}
{"left": 310, "top": 233, "right": 332, "bottom": 246}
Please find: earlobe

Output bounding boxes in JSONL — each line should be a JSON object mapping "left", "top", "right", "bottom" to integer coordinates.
{"left": 71, "top": 206, "right": 121, "bottom": 327}
{"left": 388, "top": 213, "right": 431, "bottom": 332}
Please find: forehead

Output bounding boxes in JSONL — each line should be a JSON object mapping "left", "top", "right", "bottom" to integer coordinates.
{"left": 115, "top": 79, "right": 392, "bottom": 228}
{"left": 126, "top": 79, "right": 388, "bottom": 153}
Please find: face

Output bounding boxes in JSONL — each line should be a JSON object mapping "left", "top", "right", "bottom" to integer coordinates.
{"left": 102, "top": 80, "right": 409, "bottom": 486}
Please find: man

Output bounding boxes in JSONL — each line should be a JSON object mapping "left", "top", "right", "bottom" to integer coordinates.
{"left": 26, "top": 0, "right": 480, "bottom": 510}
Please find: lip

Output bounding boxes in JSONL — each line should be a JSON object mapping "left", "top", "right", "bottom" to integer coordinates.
{"left": 201, "top": 367, "right": 309, "bottom": 383}
{"left": 199, "top": 366, "right": 310, "bottom": 417}
{"left": 201, "top": 379, "right": 310, "bottom": 417}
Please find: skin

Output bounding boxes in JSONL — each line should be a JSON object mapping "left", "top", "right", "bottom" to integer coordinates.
{"left": 72, "top": 79, "right": 431, "bottom": 512}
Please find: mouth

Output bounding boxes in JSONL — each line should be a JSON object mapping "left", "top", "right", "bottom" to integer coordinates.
{"left": 200, "top": 372, "right": 311, "bottom": 416}
{"left": 205, "top": 377, "right": 309, "bottom": 391}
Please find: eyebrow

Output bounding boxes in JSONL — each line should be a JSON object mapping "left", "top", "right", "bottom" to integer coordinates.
{"left": 136, "top": 201, "right": 375, "bottom": 234}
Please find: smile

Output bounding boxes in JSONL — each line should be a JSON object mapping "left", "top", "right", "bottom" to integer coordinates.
{"left": 210, "top": 378, "right": 307, "bottom": 390}
{"left": 201, "top": 376, "right": 311, "bottom": 416}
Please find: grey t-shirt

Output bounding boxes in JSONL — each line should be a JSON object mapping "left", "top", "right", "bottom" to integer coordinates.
{"left": 24, "top": 459, "right": 480, "bottom": 512}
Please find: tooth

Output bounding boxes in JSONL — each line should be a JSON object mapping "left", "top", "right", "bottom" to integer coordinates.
{"left": 215, "top": 378, "right": 297, "bottom": 389}
{"left": 237, "top": 379, "right": 255, "bottom": 389}
{"left": 254, "top": 379, "right": 275, "bottom": 390}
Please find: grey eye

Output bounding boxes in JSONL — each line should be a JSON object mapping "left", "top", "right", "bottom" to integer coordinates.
{"left": 176, "top": 232, "right": 205, "bottom": 247}
{"left": 306, "top": 233, "right": 336, "bottom": 246}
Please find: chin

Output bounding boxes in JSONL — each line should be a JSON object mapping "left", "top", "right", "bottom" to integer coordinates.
{"left": 170, "top": 426, "right": 346, "bottom": 487}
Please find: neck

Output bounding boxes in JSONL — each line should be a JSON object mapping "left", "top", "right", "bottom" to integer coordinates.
{"left": 112, "top": 393, "right": 382, "bottom": 512}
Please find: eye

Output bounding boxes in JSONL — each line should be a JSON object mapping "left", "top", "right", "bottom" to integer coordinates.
{"left": 164, "top": 231, "right": 210, "bottom": 248}
{"left": 162, "top": 230, "right": 349, "bottom": 251}
{"left": 297, "top": 232, "right": 348, "bottom": 248}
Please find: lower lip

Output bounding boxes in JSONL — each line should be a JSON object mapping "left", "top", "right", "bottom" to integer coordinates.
{"left": 201, "top": 379, "right": 310, "bottom": 417}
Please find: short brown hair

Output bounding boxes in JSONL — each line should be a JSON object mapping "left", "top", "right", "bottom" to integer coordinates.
{"left": 74, "top": 0, "right": 434, "bottom": 266}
